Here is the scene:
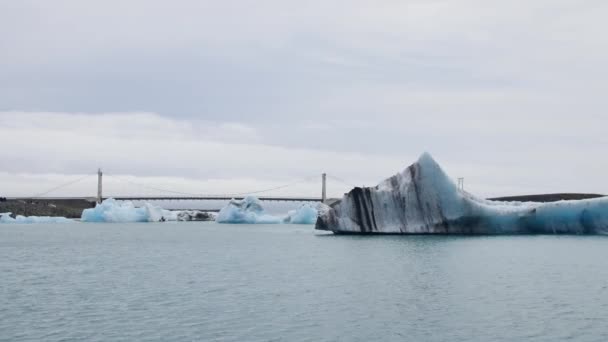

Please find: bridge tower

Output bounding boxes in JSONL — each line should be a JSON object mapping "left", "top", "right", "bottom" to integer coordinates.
{"left": 322, "top": 173, "right": 327, "bottom": 203}
{"left": 97, "top": 168, "right": 103, "bottom": 204}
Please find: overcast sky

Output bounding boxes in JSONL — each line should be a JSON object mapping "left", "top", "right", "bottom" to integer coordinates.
{"left": 1, "top": 0, "right": 608, "bottom": 198}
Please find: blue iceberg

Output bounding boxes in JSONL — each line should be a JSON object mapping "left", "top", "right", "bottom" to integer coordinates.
{"left": 216, "top": 197, "right": 319, "bottom": 224}
{"left": 316, "top": 153, "right": 608, "bottom": 234}
{"left": 81, "top": 198, "right": 177, "bottom": 223}
{"left": 284, "top": 204, "right": 318, "bottom": 224}
{"left": 216, "top": 196, "right": 282, "bottom": 224}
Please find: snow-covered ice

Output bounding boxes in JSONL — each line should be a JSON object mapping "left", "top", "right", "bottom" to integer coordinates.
{"left": 316, "top": 153, "right": 608, "bottom": 234}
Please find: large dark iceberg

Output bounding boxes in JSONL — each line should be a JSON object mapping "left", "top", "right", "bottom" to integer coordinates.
{"left": 316, "top": 153, "right": 608, "bottom": 234}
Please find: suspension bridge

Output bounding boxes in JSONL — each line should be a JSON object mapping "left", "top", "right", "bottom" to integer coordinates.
{"left": 4, "top": 170, "right": 605, "bottom": 219}
{"left": 7, "top": 169, "right": 357, "bottom": 205}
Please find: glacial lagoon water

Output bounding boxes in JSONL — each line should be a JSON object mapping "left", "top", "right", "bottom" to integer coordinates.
{"left": 2, "top": 223, "right": 608, "bottom": 341}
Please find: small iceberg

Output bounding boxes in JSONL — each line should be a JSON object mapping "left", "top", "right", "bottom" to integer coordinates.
{"left": 216, "top": 196, "right": 283, "bottom": 224}
{"left": 177, "top": 210, "right": 216, "bottom": 222}
{"left": 284, "top": 204, "right": 318, "bottom": 224}
{"left": 216, "top": 196, "right": 319, "bottom": 224}
{"left": 81, "top": 198, "right": 177, "bottom": 223}
{"left": 0, "top": 212, "right": 74, "bottom": 224}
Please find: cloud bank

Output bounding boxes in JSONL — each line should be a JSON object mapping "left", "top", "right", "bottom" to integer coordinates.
{"left": 1, "top": 111, "right": 606, "bottom": 198}
{"left": 1, "top": 1, "right": 607, "bottom": 197}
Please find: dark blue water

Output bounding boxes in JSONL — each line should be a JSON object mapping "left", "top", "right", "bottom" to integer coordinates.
{"left": 2, "top": 223, "right": 608, "bottom": 341}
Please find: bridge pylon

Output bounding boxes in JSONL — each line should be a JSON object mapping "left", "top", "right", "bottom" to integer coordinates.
{"left": 97, "top": 168, "right": 103, "bottom": 204}
{"left": 322, "top": 173, "right": 327, "bottom": 203}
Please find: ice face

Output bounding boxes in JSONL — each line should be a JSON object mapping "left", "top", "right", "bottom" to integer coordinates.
{"left": 316, "top": 153, "right": 608, "bottom": 234}
{"left": 0, "top": 212, "right": 74, "bottom": 224}
{"left": 81, "top": 198, "right": 177, "bottom": 223}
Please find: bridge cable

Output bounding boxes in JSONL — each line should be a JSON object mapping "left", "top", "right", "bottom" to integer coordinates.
{"left": 224, "top": 175, "right": 319, "bottom": 197}
{"left": 104, "top": 173, "right": 320, "bottom": 198}
{"left": 104, "top": 174, "right": 205, "bottom": 197}
{"left": 326, "top": 175, "right": 360, "bottom": 188}
{"left": 29, "top": 174, "right": 94, "bottom": 198}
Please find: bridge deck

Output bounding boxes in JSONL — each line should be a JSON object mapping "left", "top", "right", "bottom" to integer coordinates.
{"left": 110, "top": 196, "right": 322, "bottom": 202}
{"left": 8, "top": 196, "right": 323, "bottom": 202}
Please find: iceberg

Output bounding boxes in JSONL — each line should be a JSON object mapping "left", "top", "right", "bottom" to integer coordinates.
{"left": 81, "top": 198, "right": 177, "bottom": 223}
{"left": 216, "top": 196, "right": 282, "bottom": 224}
{"left": 316, "top": 153, "right": 608, "bottom": 234}
{"left": 284, "top": 204, "right": 319, "bottom": 224}
{"left": 0, "top": 212, "right": 74, "bottom": 224}
{"left": 216, "top": 196, "right": 320, "bottom": 224}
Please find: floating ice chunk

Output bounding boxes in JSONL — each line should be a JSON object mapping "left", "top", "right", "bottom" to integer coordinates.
{"left": 317, "top": 153, "right": 608, "bottom": 234}
{"left": 177, "top": 210, "right": 216, "bottom": 221}
{"left": 217, "top": 197, "right": 319, "bottom": 224}
{"left": 0, "top": 212, "right": 74, "bottom": 224}
{"left": 81, "top": 199, "right": 146, "bottom": 222}
{"left": 283, "top": 204, "right": 318, "bottom": 224}
{"left": 216, "top": 196, "right": 282, "bottom": 224}
{"left": 144, "top": 203, "right": 177, "bottom": 222}
{"left": 81, "top": 198, "right": 175, "bottom": 223}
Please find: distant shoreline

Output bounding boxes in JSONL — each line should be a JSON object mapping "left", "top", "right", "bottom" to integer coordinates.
{"left": 0, "top": 198, "right": 94, "bottom": 218}
{"left": 488, "top": 193, "right": 605, "bottom": 202}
